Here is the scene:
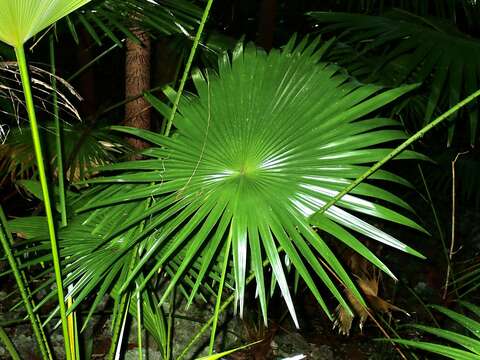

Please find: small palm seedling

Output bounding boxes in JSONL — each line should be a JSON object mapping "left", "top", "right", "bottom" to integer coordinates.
{"left": 0, "top": 1, "right": 91, "bottom": 358}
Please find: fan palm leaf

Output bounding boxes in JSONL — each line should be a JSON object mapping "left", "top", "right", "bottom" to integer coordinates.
{"left": 0, "top": 0, "right": 91, "bottom": 48}
{"left": 309, "top": 10, "right": 480, "bottom": 145}
{"left": 0, "top": 122, "right": 130, "bottom": 184}
{"left": 6, "top": 36, "right": 427, "bottom": 330}
{"left": 62, "top": 36, "right": 428, "bottom": 326}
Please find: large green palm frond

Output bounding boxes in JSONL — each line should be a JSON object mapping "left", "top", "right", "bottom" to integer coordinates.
{"left": 0, "top": 0, "right": 91, "bottom": 47}
{"left": 70, "top": 36, "right": 428, "bottom": 326}
{"left": 309, "top": 10, "right": 480, "bottom": 145}
{"left": 391, "top": 302, "right": 480, "bottom": 360}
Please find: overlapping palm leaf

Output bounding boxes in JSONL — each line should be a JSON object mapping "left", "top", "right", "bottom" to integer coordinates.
{"left": 309, "top": 10, "right": 480, "bottom": 145}
{"left": 0, "top": 122, "right": 130, "bottom": 184}
{"left": 65, "top": 0, "right": 202, "bottom": 47}
{"left": 391, "top": 302, "right": 480, "bottom": 359}
{"left": 6, "top": 181, "right": 223, "bottom": 321}
{"left": 50, "top": 36, "right": 426, "bottom": 326}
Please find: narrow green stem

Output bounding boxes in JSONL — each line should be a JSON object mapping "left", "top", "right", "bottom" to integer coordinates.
{"left": 166, "top": 287, "right": 175, "bottom": 360}
{"left": 50, "top": 36, "right": 67, "bottom": 228}
{"left": 0, "top": 326, "right": 20, "bottom": 360}
{"left": 208, "top": 228, "right": 233, "bottom": 355}
{"left": 108, "top": 292, "right": 131, "bottom": 360}
{"left": 164, "top": 0, "right": 214, "bottom": 136}
{"left": 136, "top": 284, "right": 143, "bottom": 360}
{"left": 108, "top": 245, "right": 141, "bottom": 360}
{"left": 51, "top": 35, "right": 77, "bottom": 360}
{"left": 315, "top": 88, "right": 480, "bottom": 217}
{"left": 67, "top": 43, "right": 119, "bottom": 82}
{"left": 14, "top": 45, "right": 71, "bottom": 360}
{"left": 0, "top": 207, "right": 51, "bottom": 360}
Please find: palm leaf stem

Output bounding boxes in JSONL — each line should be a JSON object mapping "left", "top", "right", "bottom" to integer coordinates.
{"left": 315, "top": 88, "right": 480, "bottom": 218}
{"left": 108, "top": 291, "right": 131, "bottom": 360}
{"left": 97, "top": 85, "right": 164, "bottom": 120}
{"left": 0, "top": 207, "right": 52, "bottom": 360}
{"left": 15, "top": 44, "right": 70, "bottom": 359}
{"left": 50, "top": 35, "right": 78, "bottom": 360}
{"left": 166, "top": 287, "right": 175, "bottom": 360}
{"left": 50, "top": 36, "right": 67, "bottom": 227}
{"left": 164, "top": 0, "right": 214, "bottom": 136}
{"left": 0, "top": 325, "right": 20, "bottom": 360}
{"left": 135, "top": 283, "right": 143, "bottom": 360}
{"left": 108, "top": 243, "right": 142, "bottom": 360}
{"left": 67, "top": 43, "right": 120, "bottom": 82}
{"left": 208, "top": 225, "right": 233, "bottom": 355}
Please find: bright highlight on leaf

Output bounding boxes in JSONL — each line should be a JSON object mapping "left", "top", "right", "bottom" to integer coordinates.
{"left": 0, "top": 0, "right": 91, "bottom": 47}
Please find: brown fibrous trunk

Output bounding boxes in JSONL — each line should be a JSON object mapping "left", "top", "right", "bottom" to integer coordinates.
{"left": 124, "top": 29, "right": 151, "bottom": 150}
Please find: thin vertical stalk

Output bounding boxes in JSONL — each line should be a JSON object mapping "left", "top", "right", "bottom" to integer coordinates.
{"left": 166, "top": 287, "right": 175, "bottom": 360}
{"left": 14, "top": 45, "right": 71, "bottom": 360}
{"left": 50, "top": 36, "right": 67, "bottom": 227}
{"left": 108, "top": 292, "right": 131, "bottom": 360}
{"left": 164, "top": 0, "right": 214, "bottom": 136}
{"left": 136, "top": 284, "right": 143, "bottom": 360}
{"left": 444, "top": 151, "right": 469, "bottom": 298}
{"left": 0, "top": 207, "right": 52, "bottom": 360}
{"left": 0, "top": 326, "right": 20, "bottom": 360}
{"left": 50, "top": 35, "right": 77, "bottom": 360}
{"left": 208, "top": 227, "right": 232, "bottom": 355}
{"left": 417, "top": 165, "right": 448, "bottom": 263}
{"left": 108, "top": 244, "right": 142, "bottom": 360}
{"left": 315, "top": 88, "right": 480, "bottom": 216}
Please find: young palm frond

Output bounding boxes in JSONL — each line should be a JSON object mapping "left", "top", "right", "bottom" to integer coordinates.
{"left": 65, "top": 36, "right": 428, "bottom": 326}
{"left": 309, "top": 10, "right": 480, "bottom": 145}
{"left": 391, "top": 302, "right": 480, "bottom": 360}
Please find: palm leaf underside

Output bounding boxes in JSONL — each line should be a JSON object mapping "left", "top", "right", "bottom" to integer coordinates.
{"left": 8, "top": 37, "right": 429, "bottom": 328}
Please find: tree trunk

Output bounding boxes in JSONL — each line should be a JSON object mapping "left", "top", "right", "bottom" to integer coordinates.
{"left": 124, "top": 29, "right": 151, "bottom": 149}
{"left": 257, "top": 0, "right": 277, "bottom": 50}
{"left": 77, "top": 29, "right": 97, "bottom": 117}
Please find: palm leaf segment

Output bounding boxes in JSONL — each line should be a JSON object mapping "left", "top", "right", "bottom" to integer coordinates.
{"left": 69, "top": 0, "right": 202, "bottom": 47}
{"left": 0, "top": 0, "right": 91, "bottom": 47}
{"left": 309, "top": 10, "right": 480, "bottom": 145}
{"left": 392, "top": 302, "right": 480, "bottom": 360}
{"left": 74, "top": 36, "right": 427, "bottom": 326}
